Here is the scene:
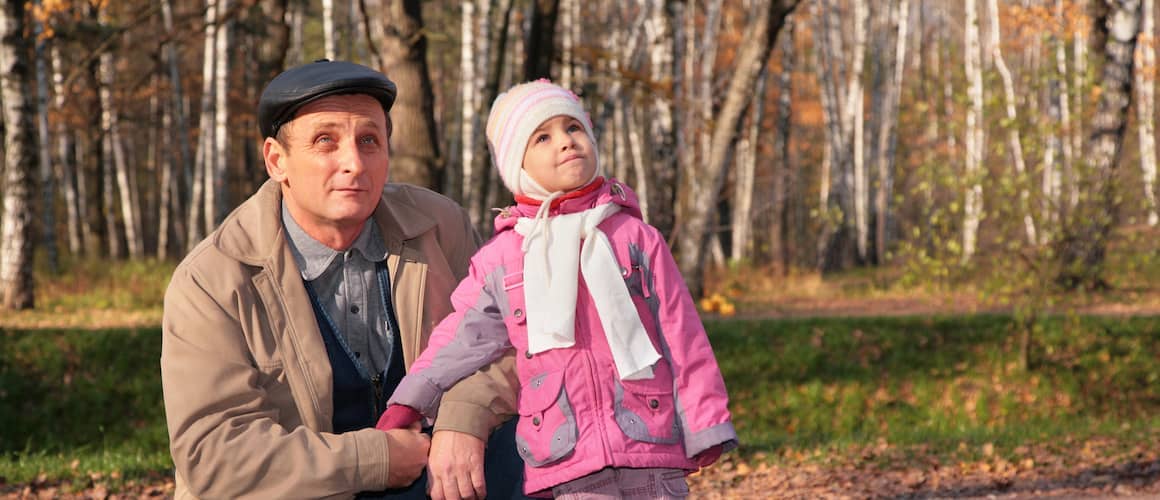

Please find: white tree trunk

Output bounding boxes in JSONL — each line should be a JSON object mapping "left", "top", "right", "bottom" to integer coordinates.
{"left": 854, "top": 88, "right": 866, "bottom": 261}
{"left": 560, "top": 0, "right": 576, "bottom": 88}
{"left": 49, "top": 44, "right": 80, "bottom": 254}
{"left": 988, "top": 0, "right": 1037, "bottom": 243}
{"left": 872, "top": 0, "right": 908, "bottom": 264}
{"left": 962, "top": 0, "right": 984, "bottom": 264}
{"left": 1055, "top": 1, "right": 1076, "bottom": 211}
{"left": 645, "top": 0, "right": 676, "bottom": 235}
{"left": 287, "top": 0, "right": 304, "bottom": 66}
{"left": 98, "top": 5, "right": 142, "bottom": 259}
{"left": 161, "top": 0, "right": 190, "bottom": 255}
{"left": 459, "top": 0, "right": 476, "bottom": 218}
{"left": 210, "top": 0, "right": 231, "bottom": 228}
{"left": 189, "top": 0, "right": 216, "bottom": 249}
{"left": 732, "top": 68, "right": 765, "bottom": 262}
{"left": 1137, "top": 0, "right": 1159, "bottom": 225}
{"left": 323, "top": 0, "right": 336, "bottom": 60}
{"left": 0, "top": 0, "right": 36, "bottom": 308}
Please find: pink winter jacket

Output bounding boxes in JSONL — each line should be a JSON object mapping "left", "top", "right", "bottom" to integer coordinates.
{"left": 388, "top": 178, "right": 737, "bottom": 496}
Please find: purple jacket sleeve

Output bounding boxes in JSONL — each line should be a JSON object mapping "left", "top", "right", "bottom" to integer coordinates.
{"left": 388, "top": 258, "right": 513, "bottom": 419}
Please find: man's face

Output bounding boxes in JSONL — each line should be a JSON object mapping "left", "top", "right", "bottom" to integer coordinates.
{"left": 263, "top": 94, "right": 390, "bottom": 241}
{"left": 521, "top": 115, "right": 597, "bottom": 193}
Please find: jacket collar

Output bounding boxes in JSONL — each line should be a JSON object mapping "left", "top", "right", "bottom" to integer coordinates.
{"left": 214, "top": 179, "right": 438, "bottom": 266}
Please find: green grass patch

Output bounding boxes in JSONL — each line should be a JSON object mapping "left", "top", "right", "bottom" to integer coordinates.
{"left": 2, "top": 315, "right": 1158, "bottom": 488}
{"left": 0, "top": 328, "right": 171, "bottom": 486}
{"left": 709, "top": 314, "right": 1160, "bottom": 464}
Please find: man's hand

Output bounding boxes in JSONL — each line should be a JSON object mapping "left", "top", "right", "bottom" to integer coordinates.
{"left": 385, "top": 423, "right": 430, "bottom": 488}
{"left": 427, "top": 429, "right": 486, "bottom": 500}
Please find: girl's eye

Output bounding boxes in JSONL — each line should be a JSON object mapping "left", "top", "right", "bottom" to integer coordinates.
{"left": 568, "top": 123, "right": 582, "bottom": 133}
{"left": 535, "top": 133, "right": 550, "bottom": 143}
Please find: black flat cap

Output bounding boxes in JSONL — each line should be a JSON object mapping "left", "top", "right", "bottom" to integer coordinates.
{"left": 258, "top": 59, "right": 397, "bottom": 138}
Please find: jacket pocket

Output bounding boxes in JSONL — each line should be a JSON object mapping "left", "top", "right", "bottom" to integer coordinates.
{"left": 514, "top": 370, "right": 577, "bottom": 467}
{"left": 614, "top": 376, "right": 680, "bottom": 444}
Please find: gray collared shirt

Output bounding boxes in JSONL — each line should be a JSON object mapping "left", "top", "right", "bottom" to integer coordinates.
{"left": 283, "top": 202, "right": 393, "bottom": 376}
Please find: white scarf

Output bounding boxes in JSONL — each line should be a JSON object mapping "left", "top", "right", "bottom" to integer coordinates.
{"left": 514, "top": 203, "right": 661, "bottom": 380}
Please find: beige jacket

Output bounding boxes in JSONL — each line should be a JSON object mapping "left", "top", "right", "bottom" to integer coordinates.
{"left": 161, "top": 180, "right": 517, "bottom": 499}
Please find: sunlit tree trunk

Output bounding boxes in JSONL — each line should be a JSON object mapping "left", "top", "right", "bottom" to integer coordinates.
{"left": 188, "top": 0, "right": 216, "bottom": 249}
{"left": 1057, "top": 0, "right": 1142, "bottom": 289}
{"left": 962, "top": 0, "right": 984, "bottom": 265}
{"left": 286, "top": 0, "right": 304, "bottom": 66}
{"left": 1055, "top": 1, "right": 1077, "bottom": 213}
{"left": 1136, "top": 0, "right": 1159, "bottom": 225}
{"left": 210, "top": 0, "right": 231, "bottom": 227}
{"left": 98, "top": 7, "right": 143, "bottom": 259}
{"left": 50, "top": 44, "right": 81, "bottom": 255}
{"left": 457, "top": 0, "right": 477, "bottom": 208}
{"left": 676, "top": 0, "right": 799, "bottom": 298}
{"left": 988, "top": 0, "right": 1037, "bottom": 244}
{"left": 872, "top": 0, "right": 908, "bottom": 264}
{"left": 363, "top": 0, "right": 442, "bottom": 190}
{"left": 732, "top": 67, "right": 766, "bottom": 262}
{"left": 0, "top": 0, "right": 37, "bottom": 309}
{"left": 323, "top": 0, "right": 336, "bottom": 60}
{"left": 560, "top": 0, "right": 577, "bottom": 88}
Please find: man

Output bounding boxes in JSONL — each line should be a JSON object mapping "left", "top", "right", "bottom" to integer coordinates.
{"left": 161, "top": 60, "right": 522, "bottom": 500}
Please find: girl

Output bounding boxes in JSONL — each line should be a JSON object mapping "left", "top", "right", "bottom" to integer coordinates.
{"left": 378, "top": 80, "right": 736, "bottom": 499}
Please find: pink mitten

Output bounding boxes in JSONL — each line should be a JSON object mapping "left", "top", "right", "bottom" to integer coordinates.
{"left": 375, "top": 405, "right": 421, "bottom": 431}
{"left": 694, "top": 444, "right": 724, "bottom": 467}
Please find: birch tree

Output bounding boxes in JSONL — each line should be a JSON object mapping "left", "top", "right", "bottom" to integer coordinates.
{"left": 1136, "top": 0, "right": 1159, "bottom": 225}
{"left": 732, "top": 65, "right": 766, "bottom": 262}
{"left": 99, "top": 8, "right": 144, "bottom": 259}
{"left": 872, "top": 0, "right": 908, "bottom": 264}
{"left": 771, "top": 17, "right": 795, "bottom": 271}
{"left": 323, "top": 0, "right": 336, "bottom": 60}
{"left": 34, "top": 13, "right": 56, "bottom": 272}
{"left": 645, "top": 0, "right": 677, "bottom": 238}
{"left": 989, "top": 0, "right": 1037, "bottom": 244}
{"left": 188, "top": 0, "right": 217, "bottom": 249}
{"left": 210, "top": 0, "right": 231, "bottom": 227}
{"left": 50, "top": 44, "right": 81, "bottom": 255}
{"left": 0, "top": 0, "right": 37, "bottom": 309}
{"left": 363, "top": 0, "right": 442, "bottom": 189}
{"left": 676, "top": 0, "right": 800, "bottom": 298}
{"left": 962, "top": 0, "right": 985, "bottom": 264}
{"left": 1057, "top": 0, "right": 1142, "bottom": 288}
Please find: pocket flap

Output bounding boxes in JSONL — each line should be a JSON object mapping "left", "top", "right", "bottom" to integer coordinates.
{"left": 518, "top": 370, "right": 564, "bottom": 415}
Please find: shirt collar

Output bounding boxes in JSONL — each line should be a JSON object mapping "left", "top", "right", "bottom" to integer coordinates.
{"left": 282, "top": 201, "right": 389, "bottom": 280}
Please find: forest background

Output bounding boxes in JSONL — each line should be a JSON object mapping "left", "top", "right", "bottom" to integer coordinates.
{"left": 0, "top": 0, "right": 1158, "bottom": 498}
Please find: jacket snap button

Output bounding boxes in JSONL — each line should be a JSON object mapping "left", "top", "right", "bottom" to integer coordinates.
{"left": 532, "top": 416, "right": 541, "bottom": 426}
{"left": 621, "top": 267, "right": 629, "bottom": 278}
{"left": 514, "top": 308, "right": 523, "bottom": 318}
{"left": 648, "top": 399, "right": 660, "bottom": 409}
{"left": 525, "top": 350, "right": 533, "bottom": 359}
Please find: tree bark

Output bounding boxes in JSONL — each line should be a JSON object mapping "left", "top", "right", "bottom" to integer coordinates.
{"left": 49, "top": 44, "right": 81, "bottom": 255}
{"left": 676, "top": 0, "right": 800, "bottom": 299}
{"left": 1057, "top": 0, "right": 1142, "bottom": 289}
{"left": 363, "top": 0, "right": 443, "bottom": 190}
{"left": 772, "top": 17, "right": 795, "bottom": 272}
{"left": 0, "top": 0, "right": 37, "bottom": 308}
{"left": 962, "top": 0, "right": 984, "bottom": 265}
{"left": 525, "top": 0, "right": 559, "bottom": 80}
{"left": 34, "top": 14, "right": 57, "bottom": 272}
{"left": 988, "top": 0, "right": 1037, "bottom": 244}
{"left": 1136, "top": 0, "right": 1159, "bottom": 225}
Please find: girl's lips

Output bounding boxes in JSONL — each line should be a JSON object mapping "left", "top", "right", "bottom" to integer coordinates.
{"left": 560, "top": 154, "right": 583, "bottom": 165}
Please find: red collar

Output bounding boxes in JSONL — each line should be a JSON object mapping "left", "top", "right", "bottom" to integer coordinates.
{"left": 513, "top": 177, "right": 605, "bottom": 210}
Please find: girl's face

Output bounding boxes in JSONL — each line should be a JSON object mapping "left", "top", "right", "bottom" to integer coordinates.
{"left": 521, "top": 115, "right": 597, "bottom": 193}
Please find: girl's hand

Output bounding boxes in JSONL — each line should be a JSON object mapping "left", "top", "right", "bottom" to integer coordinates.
{"left": 694, "top": 444, "right": 724, "bottom": 467}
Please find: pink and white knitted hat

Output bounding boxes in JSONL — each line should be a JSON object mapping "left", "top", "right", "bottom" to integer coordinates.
{"left": 485, "top": 79, "right": 600, "bottom": 199}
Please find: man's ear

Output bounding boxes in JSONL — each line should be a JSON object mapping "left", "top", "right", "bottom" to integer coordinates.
{"left": 264, "top": 137, "right": 287, "bottom": 182}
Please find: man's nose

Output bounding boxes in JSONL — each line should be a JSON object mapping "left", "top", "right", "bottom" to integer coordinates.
{"left": 340, "top": 143, "right": 366, "bottom": 174}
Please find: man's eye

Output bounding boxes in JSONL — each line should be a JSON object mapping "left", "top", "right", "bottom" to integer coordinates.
{"left": 315, "top": 135, "right": 334, "bottom": 144}
{"left": 358, "top": 135, "right": 379, "bottom": 145}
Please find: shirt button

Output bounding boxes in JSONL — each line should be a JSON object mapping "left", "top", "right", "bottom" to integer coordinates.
{"left": 513, "top": 308, "right": 524, "bottom": 319}
{"left": 532, "top": 416, "right": 541, "bottom": 426}
{"left": 525, "top": 351, "right": 533, "bottom": 359}
{"left": 350, "top": 304, "right": 360, "bottom": 314}
{"left": 648, "top": 399, "right": 660, "bottom": 409}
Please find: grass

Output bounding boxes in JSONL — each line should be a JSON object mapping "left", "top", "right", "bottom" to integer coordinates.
{"left": 2, "top": 314, "right": 1157, "bottom": 490}
{"left": 0, "top": 328, "right": 170, "bottom": 490}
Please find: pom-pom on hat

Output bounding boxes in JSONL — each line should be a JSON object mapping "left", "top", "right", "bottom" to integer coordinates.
{"left": 486, "top": 79, "right": 599, "bottom": 198}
